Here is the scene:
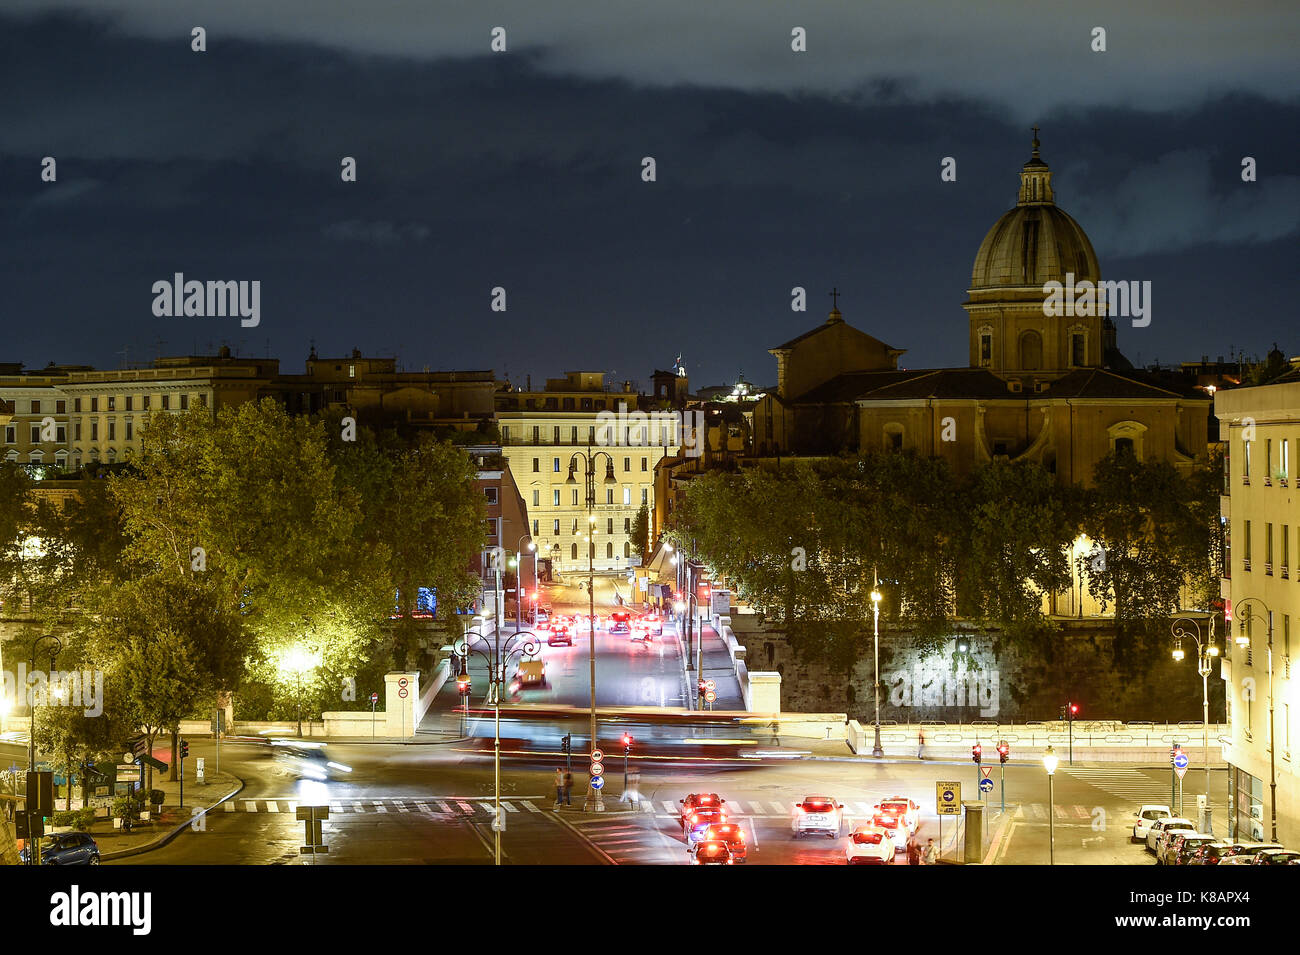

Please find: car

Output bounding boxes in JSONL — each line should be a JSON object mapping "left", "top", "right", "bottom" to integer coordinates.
{"left": 19, "top": 832, "right": 100, "bottom": 865}
{"left": 534, "top": 605, "right": 553, "bottom": 625}
{"left": 511, "top": 656, "right": 546, "bottom": 689}
{"left": 1186, "top": 842, "right": 1241, "bottom": 866}
{"left": 870, "top": 812, "right": 908, "bottom": 852}
{"left": 546, "top": 622, "right": 573, "bottom": 647}
{"left": 1168, "top": 834, "right": 1216, "bottom": 865}
{"left": 1159, "top": 831, "right": 1212, "bottom": 866}
{"left": 1146, "top": 817, "right": 1194, "bottom": 853}
{"left": 792, "top": 796, "right": 845, "bottom": 838}
{"left": 845, "top": 825, "right": 896, "bottom": 865}
{"left": 1218, "top": 842, "right": 1283, "bottom": 865}
{"left": 272, "top": 740, "right": 353, "bottom": 780}
{"left": 1131, "top": 805, "right": 1173, "bottom": 842}
{"left": 679, "top": 793, "right": 727, "bottom": 833}
{"left": 638, "top": 612, "right": 664, "bottom": 635}
{"left": 688, "top": 840, "right": 734, "bottom": 865}
{"left": 608, "top": 611, "right": 632, "bottom": 634}
{"left": 1251, "top": 848, "right": 1300, "bottom": 865}
{"left": 574, "top": 612, "right": 603, "bottom": 631}
{"left": 700, "top": 823, "right": 748, "bottom": 863}
{"left": 876, "top": 796, "right": 921, "bottom": 834}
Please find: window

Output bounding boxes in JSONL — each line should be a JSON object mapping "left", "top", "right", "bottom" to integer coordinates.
{"left": 125, "top": 396, "right": 133, "bottom": 412}
{"left": 125, "top": 421, "right": 133, "bottom": 441}
{"left": 1244, "top": 520, "right": 1252, "bottom": 570}
{"left": 73, "top": 398, "right": 82, "bottom": 412}
{"left": 1266, "top": 439, "right": 1273, "bottom": 483}
{"left": 1283, "top": 438, "right": 1291, "bottom": 482}
{"left": 107, "top": 397, "right": 115, "bottom": 411}
{"left": 606, "top": 518, "right": 614, "bottom": 534}
{"left": 553, "top": 489, "right": 561, "bottom": 506}
{"left": 179, "top": 394, "right": 188, "bottom": 411}
{"left": 74, "top": 423, "right": 81, "bottom": 441}
{"left": 571, "top": 426, "right": 578, "bottom": 443}
{"left": 553, "top": 458, "right": 560, "bottom": 472}
{"left": 553, "top": 520, "right": 560, "bottom": 534}
{"left": 532, "top": 490, "right": 539, "bottom": 507}
{"left": 142, "top": 395, "right": 151, "bottom": 411}
{"left": 55, "top": 400, "right": 65, "bottom": 414}
{"left": 572, "top": 519, "right": 579, "bottom": 534}
{"left": 606, "top": 542, "right": 613, "bottom": 559}
{"left": 1266, "top": 523, "right": 1274, "bottom": 572}
{"left": 484, "top": 487, "right": 499, "bottom": 505}
{"left": 532, "top": 426, "right": 540, "bottom": 445}
{"left": 624, "top": 457, "right": 631, "bottom": 472}
{"left": 571, "top": 543, "right": 578, "bottom": 560}
{"left": 641, "top": 487, "right": 649, "bottom": 505}
{"left": 107, "top": 422, "right": 116, "bottom": 441}
{"left": 161, "top": 395, "right": 170, "bottom": 411}
{"left": 563, "top": 398, "right": 574, "bottom": 411}
{"left": 641, "top": 457, "right": 648, "bottom": 471}
{"left": 3, "top": 426, "right": 13, "bottom": 444}
{"left": 198, "top": 393, "right": 207, "bottom": 408}
{"left": 90, "top": 422, "right": 98, "bottom": 441}
{"left": 624, "top": 542, "right": 631, "bottom": 557}
{"left": 348, "top": 364, "right": 355, "bottom": 379}
{"left": 553, "top": 426, "right": 561, "bottom": 443}
{"left": 30, "top": 426, "right": 41, "bottom": 444}
{"left": 624, "top": 518, "right": 631, "bottom": 532}
{"left": 532, "top": 458, "right": 540, "bottom": 473}
{"left": 532, "top": 519, "right": 538, "bottom": 536}
{"left": 90, "top": 397, "right": 98, "bottom": 412}
{"left": 606, "top": 489, "right": 614, "bottom": 504}
{"left": 1283, "top": 525, "right": 1290, "bottom": 575}
{"left": 1114, "top": 437, "right": 1134, "bottom": 457}
{"left": 588, "top": 426, "right": 596, "bottom": 444}
{"left": 502, "top": 426, "right": 510, "bottom": 443}
{"left": 30, "top": 400, "right": 41, "bottom": 414}
{"left": 1243, "top": 438, "right": 1252, "bottom": 482}
{"left": 623, "top": 486, "right": 631, "bottom": 506}
{"left": 1285, "top": 615, "right": 1292, "bottom": 678}
{"left": 571, "top": 489, "right": 578, "bottom": 506}
{"left": 1071, "top": 333, "right": 1085, "bottom": 366}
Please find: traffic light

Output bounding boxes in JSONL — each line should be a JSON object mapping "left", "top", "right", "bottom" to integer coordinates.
{"left": 180, "top": 739, "right": 189, "bottom": 759}
{"left": 997, "top": 742, "right": 1009, "bottom": 764}
{"left": 971, "top": 743, "right": 982, "bottom": 764}
{"left": 1059, "top": 705, "right": 1067, "bottom": 721}
{"left": 561, "top": 734, "right": 571, "bottom": 757}
{"left": 1070, "top": 703, "right": 1078, "bottom": 717}
{"left": 622, "top": 733, "right": 633, "bottom": 756}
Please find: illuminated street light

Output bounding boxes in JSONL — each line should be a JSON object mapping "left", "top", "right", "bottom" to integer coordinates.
{"left": 280, "top": 645, "right": 321, "bottom": 738}
{"left": 870, "top": 581, "right": 883, "bottom": 758}
{"left": 1042, "top": 745, "right": 1058, "bottom": 865}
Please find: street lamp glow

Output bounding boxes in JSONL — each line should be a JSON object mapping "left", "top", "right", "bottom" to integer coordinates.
{"left": 674, "top": 600, "right": 685, "bottom": 613}
{"left": 870, "top": 590, "right": 881, "bottom": 604}
{"left": 1042, "top": 746, "right": 1058, "bottom": 775}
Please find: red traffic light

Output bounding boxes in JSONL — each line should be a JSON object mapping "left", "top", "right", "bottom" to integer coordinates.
{"left": 971, "top": 744, "right": 982, "bottom": 762}
{"left": 622, "top": 733, "right": 632, "bottom": 746}
{"left": 1070, "top": 704, "right": 1078, "bottom": 715}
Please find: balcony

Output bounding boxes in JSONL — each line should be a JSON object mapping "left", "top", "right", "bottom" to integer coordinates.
{"left": 1265, "top": 562, "right": 1273, "bottom": 576}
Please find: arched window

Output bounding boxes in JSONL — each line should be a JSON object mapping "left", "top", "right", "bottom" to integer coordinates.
{"left": 606, "top": 542, "right": 613, "bottom": 559}
{"left": 1019, "top": 330, "right": 1043, "bottom": 370}
{"left": 571, "top": 543, "right": 578, "bottom": 561}
{"left": 623, "top": 541, "right": 631, "bottom": 557}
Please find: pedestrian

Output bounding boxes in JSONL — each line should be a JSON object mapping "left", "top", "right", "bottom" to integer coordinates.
{"left": 562, "top": 770, "right": 573, "bottom": 806}
{"left": 917, "top": 729, "right": 925, "bottom": 760}
{"left": 554, "top": 768, "right": 564, "bottom": 809}
{"left": 906, "top": 833, "right": 921, "bottom": 865}
{"left": 922, "top": 837, "right": 938, "bottom": 865}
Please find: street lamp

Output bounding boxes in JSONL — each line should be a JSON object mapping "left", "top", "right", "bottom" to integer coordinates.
{"left": 281, "top": 645, "right": 320, "bottom": 738}
{"left": 1233, "top": 597, "right": 1278, "bottom": 842}
{"left": 566, "top": 445, "right": 616, "bottom": 812}
{"left": 457, "top": 625, "right": 540, "bottom": 865}
{"left": 1042, "top": 745, "right": 1059, "bottom": 865}
{"left": 28, "top": 633, "right": 62, "bottom": 774}
{"left": 1171, "top": 615, "right": 1219, "bottom": 829}
{"left": 870, "top": 581, "right": 883, "bottom": 758}
{"left": 513, "top": 535, "right": 537, "bottom": 631}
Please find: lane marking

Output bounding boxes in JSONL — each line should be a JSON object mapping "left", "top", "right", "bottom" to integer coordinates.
{"left": 523, "top": 801, "right": 542, "bottom": 814}
{"left": 502, "top": 801, "right": 519, "bottom": 812}
{"left": 224, "top": 802, "right": 236, "bottom": 812}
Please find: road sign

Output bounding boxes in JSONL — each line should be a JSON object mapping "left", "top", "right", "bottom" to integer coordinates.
{"left": 115, "top": 764, "right": 141, "bottom": 776}
{"left": 398, "top": 687, "right": 408, "bottom": 699}
{"left": 936, "top": 782, "right": 961, "bottom": 815}
{"left": 591, "top": 749, "right": 604, "bottom": 762}
{"left": 590, "top": 762, "right": 604, "bottom": 777}
{"left": 591, "top": 775, "right": 605, "bottom": 790}
{"left": 370, "top": 693, "right": 379, "bottom": 704}
{"left": 398, "top": 677, "right": 409, "bottom": 687}
{"left": 705, "top": 679, "right": 716, "bottom": 691}
{"left": 704, "top": 691, "right": 716, "bottom": 703}
{"left": 980, "top": 765, "right": 992, "bottom": 779}
{"left": 979, "top": 778, "right": 994, "bottom": 794}
{"left": 1173, "top": 751, "right": 1189, "bottom": 770}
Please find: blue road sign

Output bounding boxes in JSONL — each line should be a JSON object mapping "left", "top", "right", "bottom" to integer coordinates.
{"left": 591, "top": 776, "right": 605, "bottom": 790}
{"left": 979, "top": 778, "right": 994, "bottom": 793}
{"left": 1173, "top": 752, "right": 1189, "bottom": 770}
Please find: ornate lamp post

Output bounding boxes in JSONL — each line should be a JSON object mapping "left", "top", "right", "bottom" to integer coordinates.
{"left": 28, "top": 633, "right": 62, "bottom": 774}
{"left": 1171, "top": 615, "right": 1219, "bottom": 829}
{"left": 566, "top": 445, "right": 616, "bottom": 812}
{"left": 1042, "top": 745, "right": 1059, "bottom": 865}
{"left": 870, "top": 580, "right": 883, "bottom": 758}
{"left": 1233, "top": 597, "right": 1277, "bottom": 842}
{"left": 512, "top": 535, "right": 536, "bottom": 630}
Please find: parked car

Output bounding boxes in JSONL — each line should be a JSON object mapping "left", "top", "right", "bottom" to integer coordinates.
{"left": 1160, "top": 831, "right": 1213, "bottom": 866}
{"left": 1251, "top": 848, "right": 1300, "bottom": 865}
{"left": 20, "top": 832, "right": 100, "bottom": 865}
{"left": 1169, "top": 834, "right": 1217, "bottom": 865}
{"left": 845, "top": 826, "right": 896, "bottom": 864}
{"left": 1218, "top": 842, "right": 1283, "bottom": 865}
{"left": 1146, "top": 817, "right": 1194, "bottom": 853}
{"left": 1131, "top": 805, "right": 1172, "bottom": 842}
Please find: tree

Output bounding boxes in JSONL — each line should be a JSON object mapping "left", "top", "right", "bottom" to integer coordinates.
{"left": 630, "top": 504, "right": 650, "bottom": 561}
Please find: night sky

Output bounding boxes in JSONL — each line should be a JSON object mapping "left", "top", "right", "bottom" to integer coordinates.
{"left": 2, "top": 1, "right": 1297, "bottom": 390}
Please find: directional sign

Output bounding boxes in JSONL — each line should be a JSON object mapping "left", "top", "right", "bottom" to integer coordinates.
{"left": 1174, "top": 750, "right": 1190, "bottom": 779}
{"left": 590, "top": 762, "right": 604, "bottom": 777}
{"left": 979, "top": 778, "right": 995, "bottom": 793}
{"left": 590, "top": 749, "right": 604, "bottom": 762}
{"left": 980, "top": 765, "right": 992, "bottom": 779}
{"left": 115, "top": 763, "right": 142, "bottom": 776}
{"left": 937, "top": 782, "right": 961, "bottom": 815}
{"left": 591, "top": 775, "right": 605, "bottom": 790}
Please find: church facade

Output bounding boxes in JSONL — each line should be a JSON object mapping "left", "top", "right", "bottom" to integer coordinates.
{"left": 752, "top": 135, "right": 1210, "bottom": 486}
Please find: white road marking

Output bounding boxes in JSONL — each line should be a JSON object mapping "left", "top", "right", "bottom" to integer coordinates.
{"left": 769, "top": 802, "right": 785, "bottom": 814}
{"left": 523, "top": 801, "right": 542, "bottom": 814}
{"left": 224, "top": 802, "right": 236, "bottom": 812}
{"left": 436, "top": 801, "right": 452, "bottom": 813}
{"left": 375, "top": 803, "right": 388, "bottom": 813}
{"left": 749, "top": 801, "right": 766, "bottom": 814}
{"left": 415, "top": 802, "right": 431, "bottom": 813}
{"left": 502, "top": 801, "right": 519, "bottom": 812}
{"left": 478, "top": 802, "right": 496, "bottom": 814}
{"left": 662, "top": 800, "right": 677, "bottom": 814}
{"left": 456, "top": 801, "right": 473, "bottom": 814}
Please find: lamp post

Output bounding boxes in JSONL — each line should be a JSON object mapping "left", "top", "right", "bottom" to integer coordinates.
{"left": 28, "top": 633, "right": 62, "bottom": 774}
{"left": 1234, "top": 597, "right": 1278, "bottom": 842}
{"left": 870, "top": 578, "right": 883, "bottom": 758}
{"left": 281, "top": 646, "right": 319, "bottom": 738}
{"left": 457, "top": 625, "right": 540, "bottom": 865}
{"left": 513, "top": 535, "right": 536, "bottom": 631}
{"left": 567, "top": 444, "right": 616, "bottom": 813}
{"left": 1171, "top": 615, "right": 1219, "bottom": 830}
{"left": 1042, "top": 745, "right": 1058, "bottom": 865}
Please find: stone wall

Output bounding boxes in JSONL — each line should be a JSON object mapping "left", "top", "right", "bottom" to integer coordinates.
{"left": 729, "top": 612, "right": 1225, "bottom": 724}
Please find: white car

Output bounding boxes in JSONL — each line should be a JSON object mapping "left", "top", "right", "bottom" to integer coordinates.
{"left": 792, "top": 796, "right": 845, "bottom": 838}
{"left": 1147, "top": 817, "right": 1195, "bottom": 854}
{"left": 1131, "top": 805, "right": 1172, "bottom": 842}
{"left": 875, "top": 796, "right": 921, "bottom": 834}
{"left": 845, "top": 826, "right": 896, "bottom": 864}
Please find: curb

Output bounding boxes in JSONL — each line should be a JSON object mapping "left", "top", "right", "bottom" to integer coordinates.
{"left": 101, "top": 775, "right": 246, "bottom": 861}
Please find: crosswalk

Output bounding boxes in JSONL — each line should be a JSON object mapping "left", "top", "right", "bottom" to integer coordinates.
{"left": 572, "top": 815, "right": 682, "bottom": 865}
{"left": 1061, "top": 767, "right": 1176, "bottom": 803}
{"left": 221, "top": 796, "right": 549, "bottom": 815}
{"left": 643, "top": 797, "right": 885, "bottom": 819}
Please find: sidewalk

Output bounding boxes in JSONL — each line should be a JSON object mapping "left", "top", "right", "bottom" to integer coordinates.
{"left": 692, "top": 621, "right": 744, "bottom": 710}
{"left": 28, "top": 769, "right": 245, "bottom": 861}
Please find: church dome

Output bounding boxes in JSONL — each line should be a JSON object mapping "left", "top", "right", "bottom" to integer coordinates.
{"left": 969, "top": 132, "right": 1100, "bottom": 295}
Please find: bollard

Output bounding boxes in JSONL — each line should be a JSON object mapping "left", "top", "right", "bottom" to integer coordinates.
{"left": 962, "top": 801, "right": 985, "bottom": 864}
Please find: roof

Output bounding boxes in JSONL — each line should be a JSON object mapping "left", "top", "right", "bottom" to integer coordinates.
{"left": 771, "top": 319, "right": 900, "bottom": 354}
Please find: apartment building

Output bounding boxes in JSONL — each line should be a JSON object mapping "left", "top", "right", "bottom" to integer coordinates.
{"left": 496, "top": 372, "right": 677, "bottom": 574}
{"left": 1216, "top": 376, "right": 1300, "bottom": 845}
